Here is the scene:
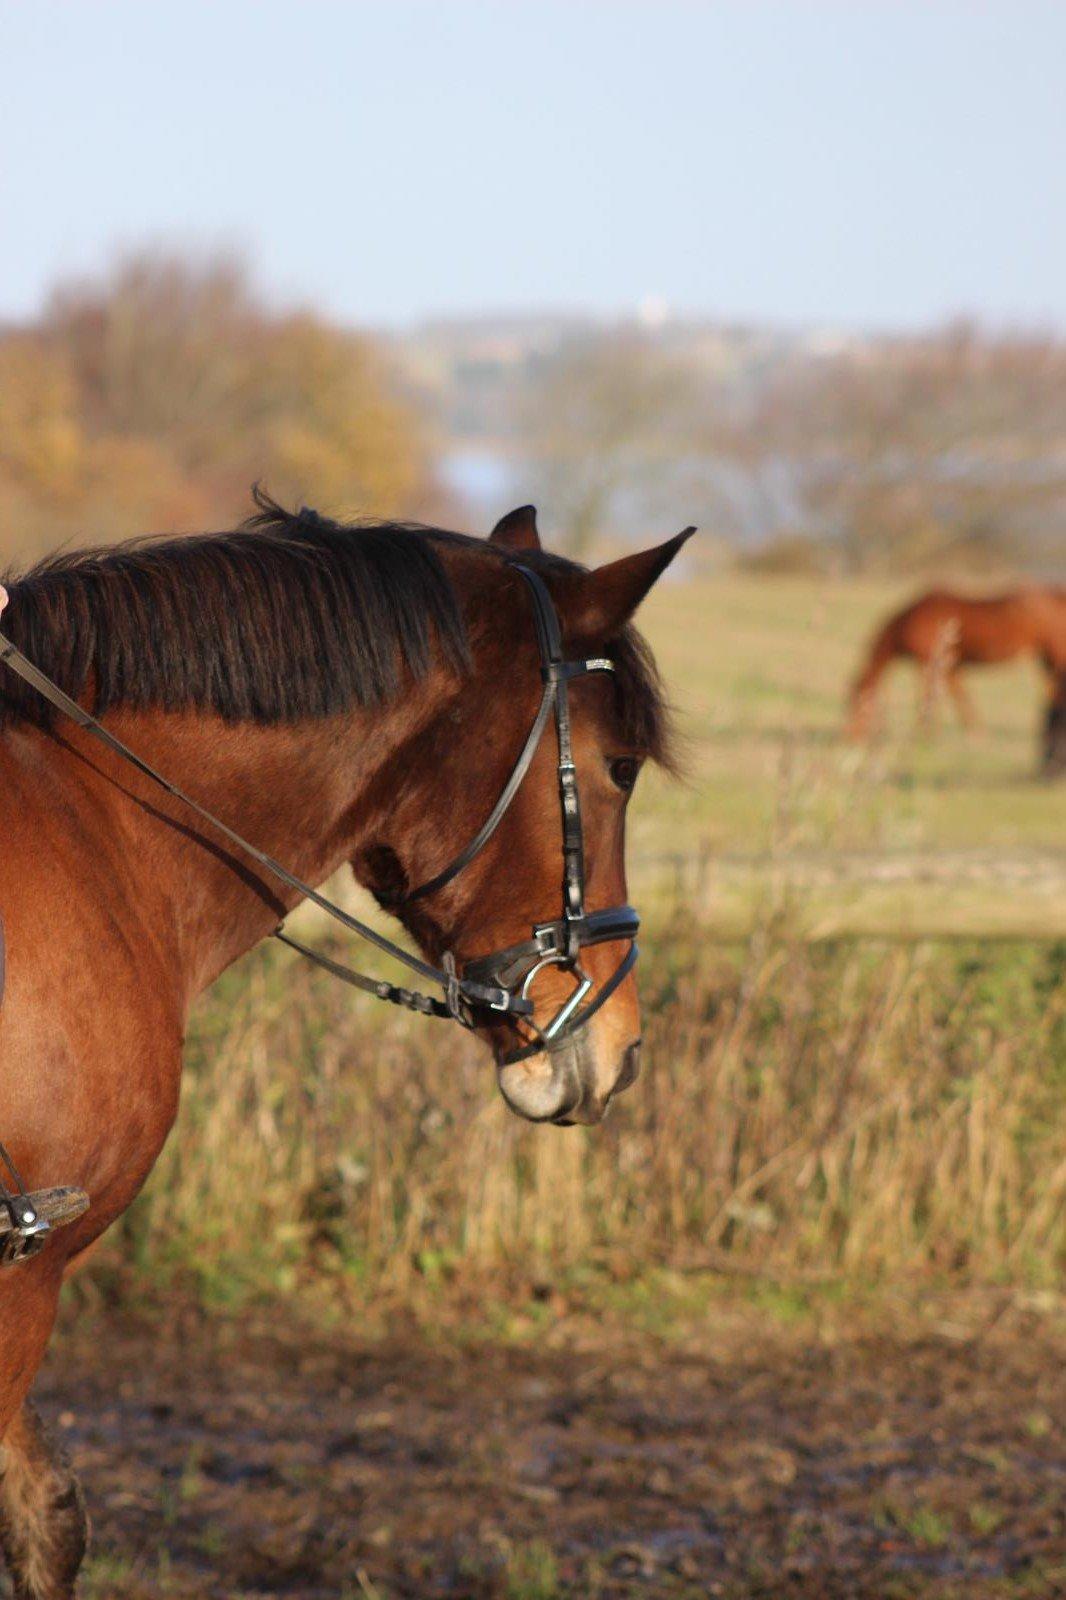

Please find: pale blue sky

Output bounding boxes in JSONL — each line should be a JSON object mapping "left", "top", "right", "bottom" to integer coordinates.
{"left": 1, "top": 2, "right": 1063, "bottom": 330}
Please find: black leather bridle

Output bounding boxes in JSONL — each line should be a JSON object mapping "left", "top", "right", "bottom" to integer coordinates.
{"left": 0, "top": 562, "right": 638, "bottom": 1062}
{"left": 402, "top": 564, "right": 639, "bottom": 1063}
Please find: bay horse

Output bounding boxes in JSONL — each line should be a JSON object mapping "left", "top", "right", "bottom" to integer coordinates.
{"left": 847, "top": 587, "right": 1066, "bottom": 739}
{"left": 0, "top": 494, "right": 689, "bottom": 1598}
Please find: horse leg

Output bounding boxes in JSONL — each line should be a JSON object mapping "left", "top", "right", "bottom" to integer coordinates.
{"left": 1041, "top": 668, "right": 1066, "bottom": 777}
{"left": 0, "top": 1276, "right": 87, "bottom": 1600}
{"left": 947, "top": 668, "right": 979, "bottom": 733}
{"left": 0, "top": 1402, "right": 88, "bottom": 1600}
{"left": 917, "top": 661, "right": 939, "bottom": 733}
{"left": 1041, "top": 656, "right": 1062, "bottom": 704}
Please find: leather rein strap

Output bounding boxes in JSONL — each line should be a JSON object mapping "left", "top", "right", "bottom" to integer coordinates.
{"left": 0, "top": 631, "right": 519, "bottom": 1022}
{"left": 0, "top": 560, "right": 639, "bottom": 1055}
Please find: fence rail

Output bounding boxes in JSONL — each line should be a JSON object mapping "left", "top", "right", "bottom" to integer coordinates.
{"left": 636, "top": 848, "right": 1066, "bottom": 943}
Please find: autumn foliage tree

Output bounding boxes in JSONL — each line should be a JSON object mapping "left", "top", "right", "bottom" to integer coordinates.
{"left": 0, "top": 255, "right": 430, "bottom": 564}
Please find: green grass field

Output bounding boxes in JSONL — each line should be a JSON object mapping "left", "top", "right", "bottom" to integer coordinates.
{"left": 631, "top": 575, "right": 1066, "bottom": 939}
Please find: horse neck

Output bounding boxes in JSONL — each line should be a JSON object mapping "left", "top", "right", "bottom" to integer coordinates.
{"left": 44, "top": 681, "right": 448, "bottom": 1001}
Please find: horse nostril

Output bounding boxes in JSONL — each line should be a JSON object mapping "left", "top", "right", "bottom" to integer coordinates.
{"left": 616, "top": 1040, "right": 642, "bottom": 1094}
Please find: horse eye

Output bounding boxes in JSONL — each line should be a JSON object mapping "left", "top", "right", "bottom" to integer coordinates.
{"left": 609, "top": 757, "right": 641, "bottom": 793}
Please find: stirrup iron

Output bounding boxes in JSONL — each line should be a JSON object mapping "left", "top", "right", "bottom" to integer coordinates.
{"left": 0, "top": 1141, "right": 89, "bottom": 1266}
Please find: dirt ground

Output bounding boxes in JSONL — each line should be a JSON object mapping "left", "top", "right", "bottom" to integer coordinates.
{"left": 26, "top": 1300, "right": 1066, "bottom": 1600}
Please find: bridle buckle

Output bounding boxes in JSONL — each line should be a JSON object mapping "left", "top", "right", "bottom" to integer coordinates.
{"left": 532, "top": 921, "right": 565, "bottom": 957}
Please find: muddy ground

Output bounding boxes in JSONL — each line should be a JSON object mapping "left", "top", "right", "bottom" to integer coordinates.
{"left": 24, "top": 1298, "right": 1066, "bottom": 1599}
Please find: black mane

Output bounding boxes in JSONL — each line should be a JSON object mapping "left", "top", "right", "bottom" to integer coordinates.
{"left": 0, "top": 492, "right": 673, "bottom": 764}
{"left": 0, "top": 492, "right": 470, "bottom": 728}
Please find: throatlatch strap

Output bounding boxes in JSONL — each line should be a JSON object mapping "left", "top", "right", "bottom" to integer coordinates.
{"left": 402, "top": 563, "right": 611, "bottom": 912}
{"left": 403, "top": 677, "right": 556, "bottom": 903}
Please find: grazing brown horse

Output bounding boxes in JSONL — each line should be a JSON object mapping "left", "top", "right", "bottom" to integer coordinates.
{"left": 0, "top": 495, "right": 689, "bottom": 1598}
{"left": 847, "top": 587, "right": 1066, "bottom": 738}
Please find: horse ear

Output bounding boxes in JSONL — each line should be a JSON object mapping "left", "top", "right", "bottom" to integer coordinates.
{"left": 562, "top": 528, "right": 696, "bottom": 639}
{"left": 489, "top": 505, "right": 541, "bottom": 552}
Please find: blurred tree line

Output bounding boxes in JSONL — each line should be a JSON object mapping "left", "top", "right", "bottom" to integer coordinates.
{"left": 517, "top": 332, "right": 701, "bottom": 560}
{"left": 743, "top": 324, "right": 1066, "bottom": 575}
{"left": 5, "top": 260, "right": 1064, "bottom": 578}
{"left": 0, "top": 255, "right": 430, "bottom": 566}
{"left": 517, "top": 323, "right": 1066, "bottom": 573}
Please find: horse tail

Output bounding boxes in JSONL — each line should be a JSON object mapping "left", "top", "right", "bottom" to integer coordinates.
{"left": 847, "top": 619, "right": 899, "bottom": 738}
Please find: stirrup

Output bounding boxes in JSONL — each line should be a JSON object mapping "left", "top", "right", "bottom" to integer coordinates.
{"left": 0, "top": 1185, "right": 90, "bottom": 1267}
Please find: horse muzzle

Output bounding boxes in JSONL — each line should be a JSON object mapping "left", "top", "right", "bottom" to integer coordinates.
{"left": 496, "top": 1034, "right": 642, "bottom": 1125}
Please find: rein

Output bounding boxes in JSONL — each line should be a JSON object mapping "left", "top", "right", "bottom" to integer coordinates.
{"left": 0, "top": 564, "right": 639, "bottom": 1061}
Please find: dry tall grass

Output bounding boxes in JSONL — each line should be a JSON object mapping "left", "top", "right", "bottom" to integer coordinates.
{"left": 62, "top": 573, "right": 1066, "bottom": 1314}
{"left": 94, "top": 901, "right": 1065, "bottom": 1309}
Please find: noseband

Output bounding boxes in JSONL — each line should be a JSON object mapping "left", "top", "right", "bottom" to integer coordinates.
{"left": 0, "top": 563, "right": 638, "bottom": 1062}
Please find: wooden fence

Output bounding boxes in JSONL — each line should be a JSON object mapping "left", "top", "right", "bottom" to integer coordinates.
{"left": 636, "top": 848, "right": 1066, "bottom": 943}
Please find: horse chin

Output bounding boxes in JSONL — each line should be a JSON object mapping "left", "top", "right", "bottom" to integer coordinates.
{"left": 495, "top": 1032, "right": 602, "bottom": 1125}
